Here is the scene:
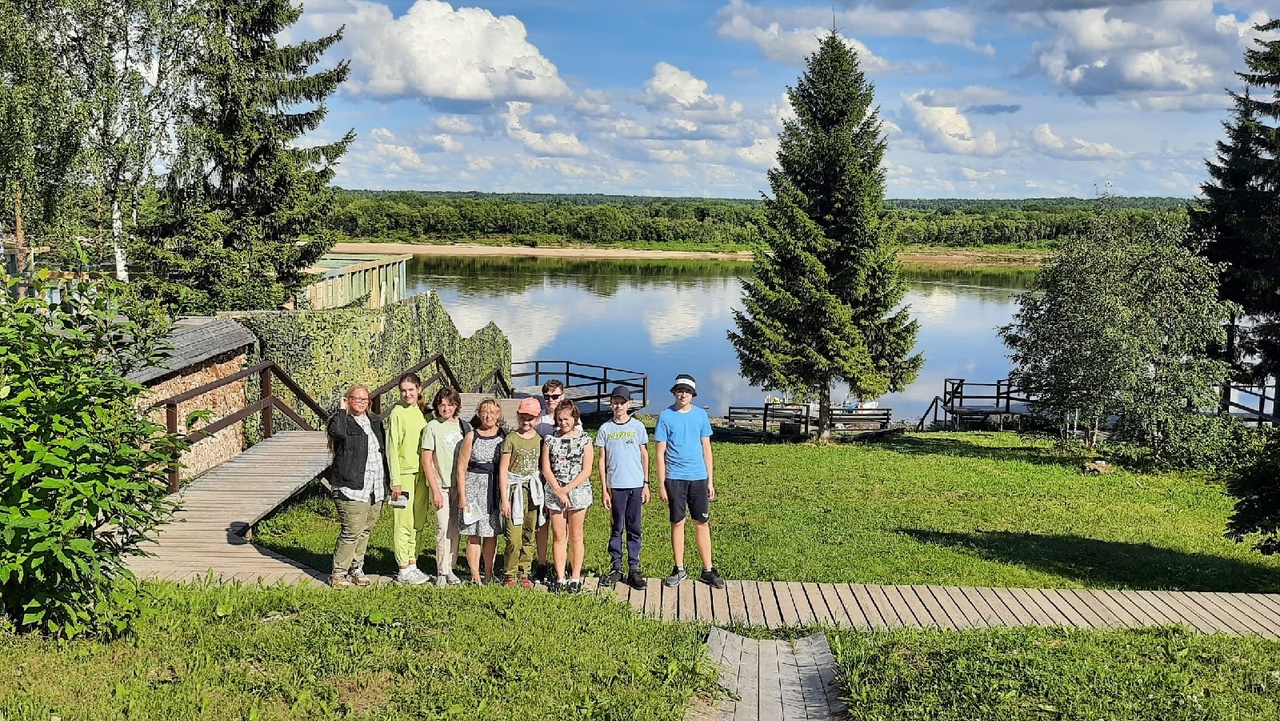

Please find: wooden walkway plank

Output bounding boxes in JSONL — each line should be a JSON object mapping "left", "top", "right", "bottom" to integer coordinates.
{"left": 693, "top": 578, "right": 713, "bottom": 623}
{"left": 1137, "top": 591, "right": 1219, "bottom": 633}
{"left": 940, "top": 586, "right": 991, "bottom": 629}
{"left": 677, "top": 581, "right": 695, "bottom": 622}
{"left": 758, "top": 582, "right": 784, "bottom": 630}
{"left": 997, "top": 588, "right": 1053, "bottom": 626}
{"left": 877, "top": 584, "right": 920, "bottom": 628}
{"left": 725, "top": 581, "right": 748, "bottom": 626}
{"left": 1064, "top": 590, "right": 1126, "bottom": 628}
{"left": 818, "top": 583, "right": 852, "bottom": 629}
{"left": 908, "top": 585, "right": 954, "bottom": 629}
{"left": 802, "top": 582, "right": 836, "bottom": 627}
{"left": 1175, "top": 592, "right": 1252, "bottom": 636}
{"left": 1038, "top": 589, "right": 1096, "bottom": 628}
{"left": 742, "top": 581, "right": 767, "bottom": 628}
{"left": 660, "top": 582, "right": 678, "bottom": 621}
{"left": 777, "top": 582, "right": 808, "bottom": 627}
{"left": 834, "top": 584, "right": 873, "bottom": 630}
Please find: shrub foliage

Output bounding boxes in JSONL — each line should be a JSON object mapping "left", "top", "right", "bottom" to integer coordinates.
{"left": 0, "top": 273, "right": 181, "bottom": 636}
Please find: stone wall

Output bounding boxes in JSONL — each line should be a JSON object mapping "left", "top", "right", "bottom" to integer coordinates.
{"left": 140, "top": 349, "right": 249, "bottom": 480}
{"left": 227, "top": 290, "right": 511, "bottom": 434}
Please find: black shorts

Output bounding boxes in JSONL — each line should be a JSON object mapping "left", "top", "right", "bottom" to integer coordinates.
{"left": 666, "top": 478, "right": 710, "bottom": 524}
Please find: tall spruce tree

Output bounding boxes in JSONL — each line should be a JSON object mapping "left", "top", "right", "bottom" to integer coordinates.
{"left": 135, "top": 0, "right": 354, "bottom": 312}
{"left": 728, "top": 33, "right": 921, "bottom": 439}
{"left": 1191, "top": 19, "right": 1280, "bottom": 379}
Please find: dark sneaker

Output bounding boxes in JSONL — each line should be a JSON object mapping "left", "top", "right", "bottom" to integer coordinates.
{"left": 699, "top": 567, "right": 726, "bottom": 590}
{"left": 551, "top": 578, "right": 567, "bottom": 593}
{"left": 626, "top": 569, "right": 647, "bottom": 590}
{"left": 531, "top": 563, "right": 548, "bottom": 586}
{"left": 568, "top": 579, "right": 583, "bottom": 594}
{"left": 663, "top": 567, "right": 687, "bottom": 587}
{"left": 602, "top": 568, "right": 623, "bottom": 587}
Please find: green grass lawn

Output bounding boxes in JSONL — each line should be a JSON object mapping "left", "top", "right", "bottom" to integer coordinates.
{"left": 253, "top": 432, "right": 1280, "bottom": 592}
{"left": 0, "top": 583, "right": 714, "bottom": 720}
{"left": 829, "top": 626, "right": 1280, "bottom": 720}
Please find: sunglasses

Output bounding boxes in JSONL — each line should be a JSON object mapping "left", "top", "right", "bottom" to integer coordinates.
{"left": 543, "top": 393, "right": 563, "bottom": 400}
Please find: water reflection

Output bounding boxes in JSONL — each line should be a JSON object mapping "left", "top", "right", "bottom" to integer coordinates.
{"left": 406, "top": 256, "right": 1031, "bottom": 419}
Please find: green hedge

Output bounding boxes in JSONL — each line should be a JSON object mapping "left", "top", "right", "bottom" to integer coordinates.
{"left": 226, "top": 291, "right": 510, "bottom": 430}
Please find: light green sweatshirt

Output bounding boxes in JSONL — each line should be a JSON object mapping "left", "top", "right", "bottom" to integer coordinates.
{"left": 386, "top": 403, "right": 427, "bottom": 487}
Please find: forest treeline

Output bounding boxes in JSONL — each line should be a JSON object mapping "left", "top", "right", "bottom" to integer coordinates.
{"left": 329, "top": 190, "right": 1188, "bottom": 248}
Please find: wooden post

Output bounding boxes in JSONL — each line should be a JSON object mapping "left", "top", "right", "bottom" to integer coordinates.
{"left": 166, "top": 402, "right": 180, "bottom": 494}
{"left": 261, "top": 369, "right": 274, "bottom": 439}
{"left": 762, "top": 403, "right": 770, "bottom": 434}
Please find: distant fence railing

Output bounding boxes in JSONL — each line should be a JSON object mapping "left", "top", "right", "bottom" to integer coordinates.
{"left": 512, "top": 360, "right": 647, "bottom": 414}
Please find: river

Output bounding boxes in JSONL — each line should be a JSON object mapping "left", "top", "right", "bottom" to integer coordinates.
{"left": 406, "top": 256, "right": 1034, "bottom": 420}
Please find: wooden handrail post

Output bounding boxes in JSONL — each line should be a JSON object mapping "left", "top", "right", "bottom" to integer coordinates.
{"left": 166, "top": 402, "right": 180, "bottom": 494}
{"left": 762, "top": 403, "right": 770, "bottom": 434}
{"left": 261, "top": 369, "right": 273, "bottom": 439}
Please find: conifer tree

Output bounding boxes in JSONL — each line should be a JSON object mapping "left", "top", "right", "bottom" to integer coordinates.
{"left": 135, "top": 0, "right": 354, "bottom": 312}
{"left": 1192, "top": 19, "right": 1280, "bottom": 378}
{"left": 729, "top": 33, "right": 921, "bottom": 438}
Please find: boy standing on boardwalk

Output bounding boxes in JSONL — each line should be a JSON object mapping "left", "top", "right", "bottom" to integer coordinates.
{"left": 656, "top": 373, "right": 724, "bottom": 589}
{"left": 596, "top": 386, "right": 650, "bottom": 590}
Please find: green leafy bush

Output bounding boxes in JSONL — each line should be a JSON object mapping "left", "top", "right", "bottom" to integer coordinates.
{"left": 1105, "top": 412, "right": 1264, "bottom": 473}
{"left": 0, "top": 273, "right": 182, "bottom": 637}
{"left": 1226, "top": 428, "right": 1280, "bottom": 554}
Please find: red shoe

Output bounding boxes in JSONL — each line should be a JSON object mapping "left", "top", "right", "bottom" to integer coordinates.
{"left": 521, "top": 577, "right": 533, "bottom": 590}
{"left": 503, "top": 577, "right": 517, "bottom": 587}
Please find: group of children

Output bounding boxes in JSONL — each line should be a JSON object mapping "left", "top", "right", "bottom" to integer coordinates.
{"left": 356, "top": 372, "right": 725, "bottom": 592}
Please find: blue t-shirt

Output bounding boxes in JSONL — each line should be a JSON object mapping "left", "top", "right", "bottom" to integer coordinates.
{"left": 655, "top": 405, "right": 712, "bottom": 481}
{"left": 595, "top": 417, "right": 649, "bottom": 489}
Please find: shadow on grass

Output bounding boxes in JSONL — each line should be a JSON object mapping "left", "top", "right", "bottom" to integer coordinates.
{"left": 878, "top": 434, "right": 1082, "bottom": 469}
{"left": 899, "top": 528, "right": 1280, "bottom": 593}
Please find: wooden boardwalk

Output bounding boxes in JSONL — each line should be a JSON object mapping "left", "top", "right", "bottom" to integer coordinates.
{"left": 603, "top": 579, "right": 1280, "bottom": 638}
{"left": 127, "top": 431, "right": 331, "bottom": 584}
{"left": 689, "top": 628, "right": 845, "bottom": 721}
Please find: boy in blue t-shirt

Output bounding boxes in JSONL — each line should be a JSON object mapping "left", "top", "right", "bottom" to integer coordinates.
{"left": 655, "top": 373, "right": 724, "bottom": 589}
{"left": 596, "top": 386, "right": 650, "bottom": 590}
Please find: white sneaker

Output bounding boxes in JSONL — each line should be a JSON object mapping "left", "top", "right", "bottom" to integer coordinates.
{"left": 445, "top": 573, "right": 463, "bottom": 585}
{"left": 396, "top": 567, "right": 431, "bottom": 586}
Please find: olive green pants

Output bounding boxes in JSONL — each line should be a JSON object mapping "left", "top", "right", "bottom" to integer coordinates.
{"left": 332, "top": 497, "right": 384, "bottom": 575}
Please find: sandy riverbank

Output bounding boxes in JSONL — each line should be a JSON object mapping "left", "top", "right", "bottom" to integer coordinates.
{"left": 332, "top": 241, "right": 1047, "bottom": 269}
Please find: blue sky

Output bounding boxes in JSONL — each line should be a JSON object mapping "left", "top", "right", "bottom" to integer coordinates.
{"left": 295, "top": 0, "right": 1275, "bottom": 199}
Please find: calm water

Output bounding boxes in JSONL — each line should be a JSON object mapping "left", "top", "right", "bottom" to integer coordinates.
{"left": 406, "top": 256, "right": 1033, "bottom": 420}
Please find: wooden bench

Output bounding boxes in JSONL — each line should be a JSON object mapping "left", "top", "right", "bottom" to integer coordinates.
{"left": 726, "top": 404, "right": 811, "bottom": 435}
{"left": 828, "top": 407, "right": 892, "bottom": 431}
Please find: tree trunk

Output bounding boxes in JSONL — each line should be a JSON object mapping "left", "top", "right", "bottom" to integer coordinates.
{"left": 111, "top": 196, "right": 128, "bottom": 282}
{"left": 1221, "top": 316, "right": 1237, "bottom": 414}
{"left": 817, "top": 388, "right": 831, "bottom": 443}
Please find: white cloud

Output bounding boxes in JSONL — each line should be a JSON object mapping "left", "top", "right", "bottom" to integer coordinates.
{"left": 435, "top": 116, "right": 482, "bottom": 135}
{"left": 901, "top": 91, "right": 1004, "bottom": 156}
{"left": 503, "top": 102, "right": 589, "bottom": 157}
{"left": 309, "top": 0, "right": 571, "bottom": 102}
{"left": 715, "top": 14, "right": 934, "bottom": 73}
{"left": 642, "top": 63, "right": 744, "bottom": 121}
{"left": 716, "top": 0, "right": 991, "bottom": 55}
{"left": 1021, "top": 2, "right": 1269, "bottom": 109}
{"left": 1029, "top": 124, "right": 1129, "bottom": 160}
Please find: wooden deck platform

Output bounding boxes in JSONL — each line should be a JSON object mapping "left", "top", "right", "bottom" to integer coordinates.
{"left": 126, "top": 431, "right": 332, "bottom": 583}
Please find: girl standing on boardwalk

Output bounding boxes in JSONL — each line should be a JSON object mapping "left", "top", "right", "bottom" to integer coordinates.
{"left": 420, "top": 387, "right": 467, "bottom": 586}
{"left": 326, "top": 384, "right": 391, "bottom": 588}
{"left": 456, "top": 398, "right": 505, "bottom": 584}
{"left": 541, "top": 400, "right": 593, "bottom": 592}
{"left": 387, "top": 373, "right": 430, "bottom": 585}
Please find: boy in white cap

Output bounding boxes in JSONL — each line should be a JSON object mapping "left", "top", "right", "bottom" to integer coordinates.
{"left": 655, "top": 373, "right": 724, "bottom": 589}
{"left": 596, "top": 385, "right": 650, "bottom": 589}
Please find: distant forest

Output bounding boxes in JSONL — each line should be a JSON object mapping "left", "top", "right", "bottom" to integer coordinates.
{"left": 329, "top": 190, "right": 1190, "bottom": 249}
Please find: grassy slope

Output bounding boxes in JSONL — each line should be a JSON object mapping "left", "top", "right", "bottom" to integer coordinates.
{"left": 829, "top": 626, "right": 1280, "bottom": 720}
{"left": 0, "top": 583, "right": 714, "bottom": 721}
{"left": 254, "top": 432, "right": 1280, "bottom": 592}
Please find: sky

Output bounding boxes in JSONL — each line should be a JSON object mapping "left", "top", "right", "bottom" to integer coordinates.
{"left": 292, "top": 0, "right": 1275, "bottom": 199}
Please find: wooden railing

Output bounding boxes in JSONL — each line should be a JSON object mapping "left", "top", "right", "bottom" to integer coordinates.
{"left": 152, "top": 353, "right": 514, "bottom": 491}
{"left": 1225, "top": 381, "right": 1280, "bottom": 427}
{"left": 369, "top": 353, "right": 462, "bottom": 417}
{"left": 151, "top": 361, "right": 329, "bottom": 493}
{"left": 512, "top": 360, "right": 647, "bottom": 414}
{"left": 918, "top": 378, "right": 1033, "bottom": 430}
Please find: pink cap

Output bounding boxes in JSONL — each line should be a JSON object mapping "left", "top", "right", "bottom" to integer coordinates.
{"left": 517, "top": 397, "right": 542, "bottom": 416}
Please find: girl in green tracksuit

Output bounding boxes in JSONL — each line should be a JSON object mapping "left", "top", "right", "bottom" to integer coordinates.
{"left": 387, "top": 373, "right": 430, "bottom": 585}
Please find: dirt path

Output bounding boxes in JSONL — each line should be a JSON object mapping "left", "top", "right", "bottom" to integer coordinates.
{"left": 331, "top": 241, "right": 1046, "bottom": 268}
